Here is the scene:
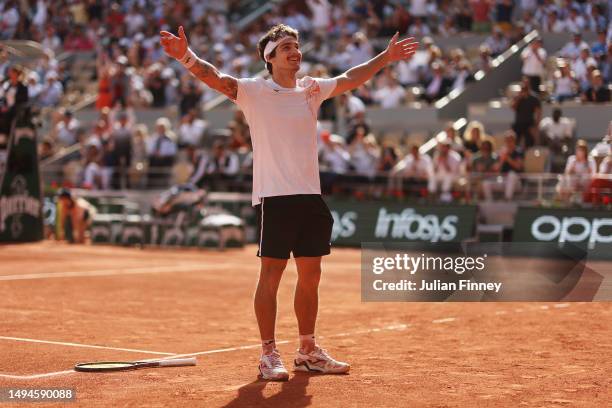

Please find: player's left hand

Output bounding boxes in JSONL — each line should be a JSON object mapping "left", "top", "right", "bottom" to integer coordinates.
{"left": 385, "top": 32, "right": 419, "bottom": 63}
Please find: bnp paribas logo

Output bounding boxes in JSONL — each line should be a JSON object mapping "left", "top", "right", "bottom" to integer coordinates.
{"left": 0, "top": 175, "right": 41, "bottom": 238}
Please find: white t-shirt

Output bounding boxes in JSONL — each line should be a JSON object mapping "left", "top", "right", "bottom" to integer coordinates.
{"left": 235, "top": 76, "right": 337, "bottom": 205}
{"left": 521, "top": 47, "right": 547, "bottom": 76}
{"left": 373, "top": 85, "right": 405, "bottom": 108}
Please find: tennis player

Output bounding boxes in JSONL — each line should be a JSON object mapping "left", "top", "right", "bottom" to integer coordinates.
{"left": 161, "top": 24, "right": 418, "bottom": 381}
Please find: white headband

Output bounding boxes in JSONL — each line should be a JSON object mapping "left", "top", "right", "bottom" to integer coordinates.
{"left": 263, "top": 36, "right": 295, "bottom": 62}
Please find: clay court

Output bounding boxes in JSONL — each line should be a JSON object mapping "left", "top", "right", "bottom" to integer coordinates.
{"left": 0, "top": 242, "right": 610, "bottom": 407}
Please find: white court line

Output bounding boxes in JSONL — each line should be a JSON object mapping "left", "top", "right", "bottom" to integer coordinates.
{"left": 0, "top": 264, "right": 229, "bottom": 281}
{"left": 432, "top": 317, "right": 456, "bottom": 324}
{"left": 0, "top": 305, "right": 574, "bottom": 380}
{"left": 0, "top": 336, "right": 174, "bottom": 355}
{"left": 0, "top": 370, "right": 76, "bottom": 380}
{"left": 0, "top": 323, "right": 410, "bottom": 379}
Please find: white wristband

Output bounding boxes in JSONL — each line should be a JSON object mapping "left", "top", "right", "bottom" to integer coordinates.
{"left": 179, "top": 48, "right": 197, "bottom": 69}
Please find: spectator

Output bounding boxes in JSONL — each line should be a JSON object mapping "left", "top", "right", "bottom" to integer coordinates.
{"left": 63, "top": 24, "right": 94, "bottom": 51}
{"left": 541, "top": 10, "right": 566, "bottom": 33}
{"left": 521, "top": 38, "right": 547, "bottom": 94}
{"left": 306, "top": 0, "right": 332, "bottom": 36}
{"left": 485, "top": 27, "right": 509, "bottom": 57}
{"left": 109, "top": 110, "right": 134, "bottom": 187}
{"left": 495, "top": 0, "right": 514, "bottom": 31}
{"left": 585, "top": 152, "right": 612, "bottom": 204}
{"left": 0, "top": 65, "right": 29, "bottom": 137}
{"left": 346, "top": 32, "right": 373, "bottom": 67}
{"left": 428, "top": 136, "right": 462, "bottom": 202}
{"left": 82, "top": 144, "right": 103, "bottom": 190}
{"left": 147, "top": 117, "right": 177, "bottom": 187}
{"left": 582, "top": 70, "right": 611, "bottom": 103}
{"left": 563, "top": 7, "right": 586, "bottom": 33}
{"left": 422, "top": 62, "right": 451, "bottom": 103}
{"left": 470, "top": 139, "right": 498, "bottom": 198}
{"left": 372, "top": 74, "right": 405, "bottom": 108}
{"left": 390, "top": 144, "right": 432, "bottom": 195}
{"left": 572, "top": 46, "right": 598, "bottom": 91}
{"left": 179, "top": 81, "right": 203, "bottom": 117}
{"left": 483, "top": 131, "right": 523, "bottom": 201}
{"left": 552, "top": 61, "right": 578, "bottom": 102}
{"left": 37, "top": 71, "right": 63, "bottom": 107}
{"left": 590, "top": 128, "right": 612, "bottom": 158}
{"left": 470, "top": 0, "right": 493, "bottom": 33}
{"left": 557, "top": 140, "right": 596, "bottom": 201}
{"left": 378, "top": 145, "right": 399, "bottom": 172}
{"left": 559, "top": 32, "right": 589, "bottom": 61}
{"left": 471, "top": 139, "right": 498, "bottom": 173}
{"left": 111, "top": 56, "right": 131, "bottom": 107}
{"left": 96, "top": 53, "right": 113, "bottom": 111}
{"left": 178, "top": 108, "right": 207, "bottom": 148}
{"left": 347, "top": 126, "right": 379, "bottom": 179}
{"left": 463, "top": 120, "right": 487, "bottom": 154}
{"left": 190, "top": 141, "right": 240, "bottom": 190}
{"left": 591, "top": 30, "right": 608, "bottom": 58}
{"left": 539, "top": 108, "right": 574, "bottom": 146}
{"left": 511, "top": 82, "right": 541, "bottom": 148}
{"left": 319, "top": 131, "right": 350, "bottom": 193}
{"left": 53, "top": 109, "right": 80, "bottom": 147}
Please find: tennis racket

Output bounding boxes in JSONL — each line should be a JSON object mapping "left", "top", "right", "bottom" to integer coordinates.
{"left": 74, "top": 357, "right": 197, "bottom": 372}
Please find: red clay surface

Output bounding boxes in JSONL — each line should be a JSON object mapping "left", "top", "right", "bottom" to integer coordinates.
{"left": 0, "top": 241, "right": 610, "bottom": 407}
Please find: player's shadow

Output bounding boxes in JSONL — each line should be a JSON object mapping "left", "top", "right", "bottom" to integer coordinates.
{"left": 221, "top": 372, "right": 313, "bottom": 408}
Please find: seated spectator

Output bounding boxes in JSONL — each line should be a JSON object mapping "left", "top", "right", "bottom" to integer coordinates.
{"left": 422, "top": 62, "right": 452, "bottom": 103}
{"left": 372, "top": 74, "right": 405, "bottom": 108}
{"left": 557, "top": 140, "right": 596, "bottom": 201}
{"left": 470, "top": 0, "right": 493, "bottom": 34}
{"left": 39, "top": 138, "right": 54, "bottom": 161}
{"left": 539, "top": 108, "right": 574, "bottom": 146}
{"left": 471, "top": 140, "right": 497, "bottom": 173}
{"left": 82, "top": 144, "right": 102, "bottom": 190}
{"left": 37, "top": 71, "right": 63, "bottom": 107}
{"left": 378, "top": 145, "right": 399, "bottom": 172}
{"left": 347, "top": 126, "right": 379, "bottom": 179}
{"left": 572, "top": 46, "right": 598, "bottom": 91}
{"left": 541, "top": 10, "right": 566, "bottom": 33}
{"left": 178, "top": 108, "right": 207, "bottom": 148}
{"left": 590, "top": 129, "right": 611, "bottom": 158}
{"left": 581, "top": 70, "right": 611, "bottom": 103}
{"left": 319, "top": 131, "right": 350, "bottom": 194}
{"left": 559, "top": 32, "right": 589, "bottom": 61}
{"left": 147, "top": 117, "right": 177, "bottom": 188}
{"left": 188, "top": 141, "right": 239, "bottom": 190}
{"left": 463, "top": 121, "right": 487, "bottom": 154}
{"left": 591, "top": 30, "right": 608, "bottom": 58}
{"left": 469, "top": 139, "right": 498, "bottom": 198}
{"left": 584, "top": 153, "right": 612, "bottom": 204}
{"left": 53, "top": 109, "right": 80, "bottom": 147}
{"left": 428, "top": 137, "right": 462, "bottom": 202}
{"left": 551, "top": 61, "right": 578, "bottom": 102}
{"left": 389, "top": 144, "right": 432, "bottom": 195}
{"left": 484, "top": 27, "right": 509, "bottom": 57}
{"left": 483, "top": 131, "right": 524, "bottom": 201}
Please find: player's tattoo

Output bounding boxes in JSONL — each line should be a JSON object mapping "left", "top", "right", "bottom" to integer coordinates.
{"left": 189, "top": 59, "right": 238, "bottom": 100}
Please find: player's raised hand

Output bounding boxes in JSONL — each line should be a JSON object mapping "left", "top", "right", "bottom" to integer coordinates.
{"left": 159, "top": 25, "right": 188, "bottom": 60}
{"left": 385, "top": 32, "right": 419, "bottom": 63}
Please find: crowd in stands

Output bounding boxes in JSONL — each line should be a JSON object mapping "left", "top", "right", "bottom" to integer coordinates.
{"left": 0, "top": 1, "right": 610, "bottom": 205}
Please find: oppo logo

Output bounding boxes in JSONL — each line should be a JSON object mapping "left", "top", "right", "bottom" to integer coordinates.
{"left": 374, "top": 208, "right": 458, "bottom": 242}
{"left": 531, "top": 215, "right": 612, "bottom": 249}
{"left": 331, "top": 211, "right": 357, "bottom": 241}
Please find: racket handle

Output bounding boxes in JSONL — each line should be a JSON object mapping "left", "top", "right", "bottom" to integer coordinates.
{"left": 158, "top": 357, "right": 197, "bottom": 367}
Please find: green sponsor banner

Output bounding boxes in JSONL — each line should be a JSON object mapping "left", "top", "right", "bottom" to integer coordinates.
{"left": 325, "top": 199, "right": 477, "bottom": 246}
{"left": 0, "top": 126, "right": 43, "bottom": 242}
{"left": 513, "top": 207, "right": 612, "bottom": 259}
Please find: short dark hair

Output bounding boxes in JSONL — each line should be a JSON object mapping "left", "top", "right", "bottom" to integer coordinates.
{"left": 257, "top": 24, "right": 299, "bottom": 75}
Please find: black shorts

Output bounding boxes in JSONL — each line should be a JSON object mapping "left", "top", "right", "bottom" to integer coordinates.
{"left": 255, "top": 194, "right": 334, "bottom": 259}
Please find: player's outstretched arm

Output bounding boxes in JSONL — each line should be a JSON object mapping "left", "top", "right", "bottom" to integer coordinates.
{"left": 160, "top": 26, "right": 237, "bottom": 100}
{"left": 329, "top": 33, "right": 418, "bottom": 98}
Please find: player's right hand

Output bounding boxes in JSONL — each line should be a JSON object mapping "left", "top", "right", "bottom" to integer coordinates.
{"left": 160, "top": 25, "right": 188, "bottom": 60}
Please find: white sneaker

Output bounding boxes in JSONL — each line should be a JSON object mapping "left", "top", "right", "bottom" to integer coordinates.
{"left": 294, "top": 346, "right": 350, "bottom": 374}
{"left": 259, "top": 350, "right": 289, "bottom": 381}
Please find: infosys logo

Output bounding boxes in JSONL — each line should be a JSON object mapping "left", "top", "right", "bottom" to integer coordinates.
{"left": 531, "top": 215, "right": 612, "bottom": 249}
{"left": 374, "top": 208, "right": 458, "bottom": 242}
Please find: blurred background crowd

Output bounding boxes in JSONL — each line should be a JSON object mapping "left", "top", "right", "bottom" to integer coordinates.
{"left": 0, "top": 0, "right": 610, "bottom": 205}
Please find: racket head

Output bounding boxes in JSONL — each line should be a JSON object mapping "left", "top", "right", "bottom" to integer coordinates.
{"left": 74, "top": 361, "right": 140, "bottom": 372}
